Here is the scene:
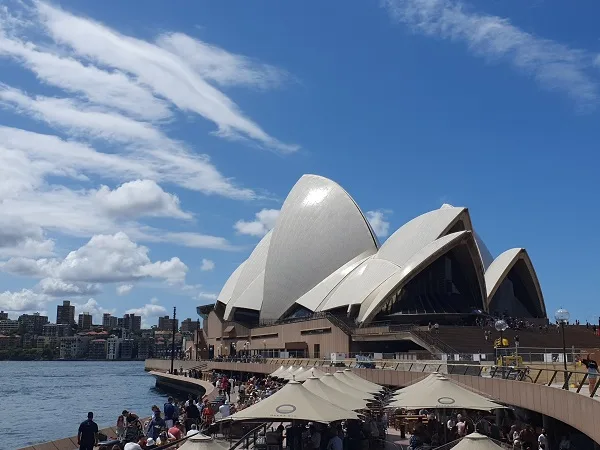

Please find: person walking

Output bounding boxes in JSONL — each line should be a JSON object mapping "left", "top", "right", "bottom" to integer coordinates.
{"left": 580, "top": 354, "right": 599, "bottom": 395}
{"left": 164, "top": 397, "right": 176, "bottom": 429}
{"left": 77, "top": 412, "right": 98, "bottom": 450}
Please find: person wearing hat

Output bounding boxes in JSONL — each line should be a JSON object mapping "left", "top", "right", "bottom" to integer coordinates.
{"left": 146, "top": 437, "right": 156, "bottom": 449}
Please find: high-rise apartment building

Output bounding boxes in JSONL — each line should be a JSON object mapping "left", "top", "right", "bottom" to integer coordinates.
{"left": 56, "top": 301, "right": 75, "bottom": 325}
{"left": 102, "top": 313, "right": 118, "bottom": 329}
{"left": 78, "top": 313, "right": 93, "bottom": 330}
{"left": 123, "top": 314, "right": 141, "bottom": 332}
{"left": 0, "top": 311, "right": 8, "bottom": 320}
{"left": 158, "top": 315, "right": 178, "bottom": 331}
{"left": 181, "top": 318, "right": 199, "bottom": 333}
{"left": 18, "top": 312, "right": 49, "bottom": 334}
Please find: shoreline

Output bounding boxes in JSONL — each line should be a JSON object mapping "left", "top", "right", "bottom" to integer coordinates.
{"left": 17, "top": 369, "right": 216, "bottom": 450}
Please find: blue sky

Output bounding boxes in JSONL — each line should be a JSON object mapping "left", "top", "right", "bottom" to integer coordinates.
{"left": 0, "top": 0, "right": 599, "bottom": 327}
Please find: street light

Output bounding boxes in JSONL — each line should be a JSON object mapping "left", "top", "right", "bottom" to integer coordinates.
{"left": 555, "top": 308, "right": 570, "bottom": 390}
{"left": 263, "top": 339, "right": 266, "bottom": 358}
{"left": 495, "top": 319, "right": 508, "bottom": 378}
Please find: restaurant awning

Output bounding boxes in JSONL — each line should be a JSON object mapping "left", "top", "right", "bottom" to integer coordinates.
{"left": 341, "top": 369, "right": 384, "bottom": 392}
{"left": 295, "top": 367, "right": 327, "bottom": 381}
{"left": 320, "top": 373, "right": 376, "bottom": 401}
{"left": 303, "top": 376, "right": 369, "bottom": 411}
{"left": 392, "top": 373, "right": 442, "bottom": 397}
{"left": 282, "top": 366, "right": 305, "bottom": 381}
{"left": 333, "top": 370, "right": 381, "bottom": 394}
{"left": 451, "top": 433, "right": 502, "bottom": 449}
{"left": 269, "top": 365, "right": 287, "bottom": 377}
{"left": 225, "top": 381, "right": 359, "bottom": 423}
{"left": 389, "top": 376, "right": 505, "bottom": 411}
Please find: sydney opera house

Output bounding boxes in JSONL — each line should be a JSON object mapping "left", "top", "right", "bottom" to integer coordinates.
{"left": 198, "top": 175, "right": 546, "bottom": 358}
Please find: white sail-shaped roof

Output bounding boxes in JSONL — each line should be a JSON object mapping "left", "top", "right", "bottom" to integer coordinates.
{"left": 375, "top": 206, "right": 467, "bottom": 266}
{"left": 210, "top": 174, "right": 546, "bottom": 327}
{"left": 485, "top": 248, "right": 545, "bottom": 317}
{"left": 295, "top": 251, "right": 375, "bottom": 312}
{"left": 261, "top": 175, "right": 378, "bottom": 321}
{"left": 224, "top": 231, "right": 272, "bottom": 320}
{"left": 358, "top": 231, "right": 486, "bottom": 324}
{"left": 216, "top": 260, "right": 246, "bottom": 307}
{"left": 319, "top": 258, "right": 398, "bottom": 312}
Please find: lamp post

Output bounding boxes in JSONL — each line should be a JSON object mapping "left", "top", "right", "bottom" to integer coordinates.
{"left": 555, "top": 308, "right": 570, "bottom": 390}
{"left": 263, "top": 339, "right": 266, "bottom": 358}
{"left": 170, "top": 306, "right": 176, "bottom": 374}
{"left": 495, "top": 319, "right": 508, "bottom": 379}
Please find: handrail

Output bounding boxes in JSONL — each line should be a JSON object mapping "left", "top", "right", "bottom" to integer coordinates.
{"left": 228, "top": 421, "right": 270, "bottom": 450}
{"left": 209, "top": 359, "right": 600, "bottom": 398}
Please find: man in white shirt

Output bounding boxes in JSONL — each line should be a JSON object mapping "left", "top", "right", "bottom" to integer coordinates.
{"left": 219, "top": 401, "right": 231, "bottom": 418}
{"left": 538, "top": 429, "right": 548, "bottom": 449}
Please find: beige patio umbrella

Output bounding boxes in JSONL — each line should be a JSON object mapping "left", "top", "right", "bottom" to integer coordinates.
{"left": 303, "top": 376, "right": 369, "bottom": 411}
{"left": 389, "top": 377, "right": 504, "bottom": 411}
{"left": 295, "top": 367, "right": 327, "bottom": 381}
{"left": 342, "top": 369, "right": 384, "bottom": 392}
{"left": 320, "top": 373, "right": 376, "bottom": 401}
{"left": 392, "top": 373, "right": 443, "bottom": 397}
{"left": 452, "top": 433, "right": 502, "bottom": 449}
{"left": 269, "top": 365, "right": 287, "bottom": 377}
{"left": 333, "top": 370, "right": 381, "bottom": 393}
{"left": 225, "top": 380, "right": 360, "bottom": 423}
{"left": 282, "top": 366, "right": 305, "bottom": 381}
{"left": 275, "top": 365, "right": 296, "bottom": 379}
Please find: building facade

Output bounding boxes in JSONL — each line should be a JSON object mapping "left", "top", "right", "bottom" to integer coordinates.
{"left": 123, "top": 314, "right": 141, "bottom": 332}
{"left": 56, "top": 300, "right": 75, "bottom": 325}
{"left": 181, "top": 318, "right": 199, "bottom": 333}
{"left": 59, "top": 336, "right": 90, "bottom": 359}
{"left": 0, "top": 319, "right": 19, "bottom": 334}
{"left": 102, "top": 313, "right": 118, "bottom": 329}
{"left": 0, "top": 311, "right": 8, "bottom": 320}
{"left": 78, "top": 313, "right": 93, "bottom": 330}
{"left": 158, "top": 316, "right": 178, "bottom": 331}
{"left": 89, "top": 339, "right": 107, "bottom": 359}
{"left": 107, "top": 336, "right": 121, "bottom": 360}
{"left": 42, "top": 323, "right": 72, "bottom": 337}
{"left": 18, "top": 313, "right": 49, "bottom": 334}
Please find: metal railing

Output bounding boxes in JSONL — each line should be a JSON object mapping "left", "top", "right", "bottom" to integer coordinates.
{"left": 211, "top": 357, "right": 600, "bottom": 398}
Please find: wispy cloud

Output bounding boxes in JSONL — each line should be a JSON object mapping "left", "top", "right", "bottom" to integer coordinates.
{"left": 27, "top": 1, "right": 297, "bottom": 153}
{"left": 383, "top": 0, "right": 600, "bottom": 107}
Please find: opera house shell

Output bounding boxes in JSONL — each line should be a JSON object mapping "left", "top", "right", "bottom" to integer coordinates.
{"left": 215, "top": 175, "right": 546, "bottom": 328}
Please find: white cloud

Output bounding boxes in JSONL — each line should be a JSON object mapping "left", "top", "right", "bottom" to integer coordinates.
{"left": 72, "top": 298, "right": 115, "bottom": 324}
{"left": 234, "top": 209, "right": 280, "bottom": 237}
{"left": 197, "top": 292, "right": 218, "bottom": 301}
{"left": 0, "top": 26, "right": 171, "bottom": 121}
{"left": 156, "top": 33, "right": 289, "bottom": 90}
{"left": 163, "top": 232, "right": 238, "bottom": 251}
{"left": 29, "top": 1, "right": 297, "bottom": 153}
{"left": 95, "top": 180, "right": 192, "bottom": 220}
{"left": 126, "top": 297, "right": 168, "bottom": 328}
{"left": 37, "top": 278, "right": 102, "bottom": 297}
{"left": 366, "top": 210, "right": 392, "bottom": 238}
{"left": 0, "top": 216, "right": 55, "bottom": 258}
{"left": 1, "top": 232, "right": 188, "bottom": 284}
{"left": 116, "top": 284, "right": 133, "bottom": 296}
{"left": 0, "top": 288, "right": 49, "bottom": 314}
{"left": 200, "top": 259, "right": 215, "bottom": 271}
{"left": 383, "top": 0, "right": 600, "bottom": 106}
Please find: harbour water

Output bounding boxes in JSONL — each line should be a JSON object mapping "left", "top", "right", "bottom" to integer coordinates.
{"left": 0, "top": 360, "right": 169, "bottom": 450}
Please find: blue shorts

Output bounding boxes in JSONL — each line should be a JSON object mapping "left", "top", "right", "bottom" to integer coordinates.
{"left": 588, "top": 369, "right": 598, "bottom": 380}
